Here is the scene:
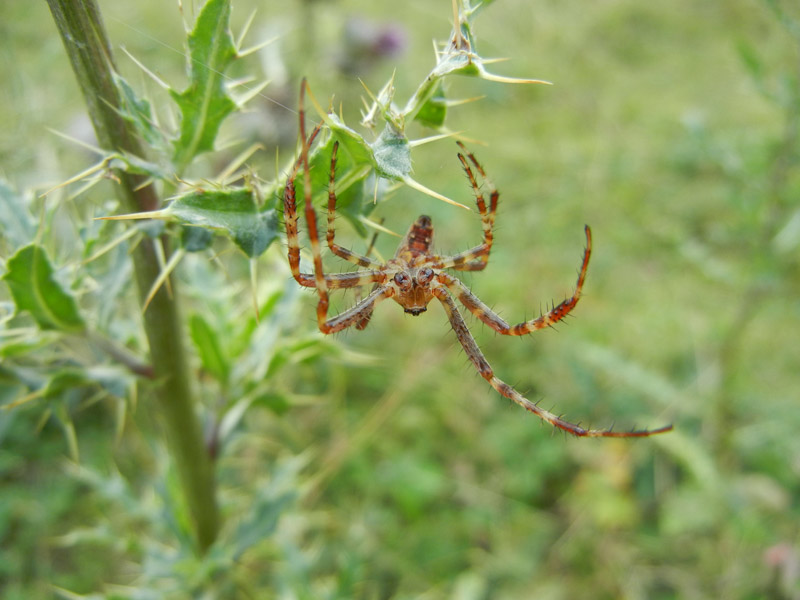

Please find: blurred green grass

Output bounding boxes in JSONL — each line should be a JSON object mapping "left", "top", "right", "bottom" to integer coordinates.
{"left": 2, "top": 0, "right": 800, "bottom": 598}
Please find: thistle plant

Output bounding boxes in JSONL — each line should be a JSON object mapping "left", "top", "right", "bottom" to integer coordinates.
{"left": 2, "top": 0, "right": 547, "bottom": 591}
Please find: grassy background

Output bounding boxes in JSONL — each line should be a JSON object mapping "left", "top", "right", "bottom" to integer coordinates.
{"left": 2, "top": 0, "right": 799, "bottom": 598}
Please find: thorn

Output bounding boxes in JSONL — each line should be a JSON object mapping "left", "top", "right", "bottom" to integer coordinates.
{"left": 142, "top": 248, "right": 185, "bottom": 314}
{"left": 402, "top": 175, "right": 470, "bottom": 211}
{"left": 477, "top": 69, "right": 553, "bottom": 86}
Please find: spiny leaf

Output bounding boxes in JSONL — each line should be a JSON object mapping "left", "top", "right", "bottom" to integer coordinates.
{"left": 168, "top": 188, "right": 278, "bottom": 257}
{"left": 371, "top": 124, "right": 412, "bottom": 180}
{"left": 170, "top": 0, "right": 238, "bottom": 171}
{"left": 113, "top": 72, "right": 167, "bottom": 153}
{"left": 299, "top": 101, "right": 465, "bottom": 213}
{"left": 2, "top": 244, "right": 85, "bottom": 332}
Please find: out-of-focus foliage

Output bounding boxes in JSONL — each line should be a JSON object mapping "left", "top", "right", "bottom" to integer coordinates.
{"left": 1, "top": 0, "right": 799, "bottom": 598}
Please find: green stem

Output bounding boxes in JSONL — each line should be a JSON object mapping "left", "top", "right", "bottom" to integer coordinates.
{"left": 46, "top": 0, "right": 220, "bottom": 552}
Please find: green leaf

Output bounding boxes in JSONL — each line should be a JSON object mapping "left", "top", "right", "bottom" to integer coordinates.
{"left": 168, "top": 188, "right": 278, "bottom": 257}
{"left": 251, "top": 391, "right": 291, "bottom": 415}
{"left": 189, "top": 314, "right": 229, "bottom": 384}
{"left": 54, "top": 401, "right": 80, "bottom": 462}
{"left": 0, "top": 331, "right": 58, "bottom": 359}
{"left": 180, "top": 225, "right": 214, "bottom": 252}
{"left": 325, "top": 113, "right": 375, "bottom": 166}
{"left": 170, "top": 0, "right": 238, "bottom": 171}
{"left": 2, "top": 244, "right": 85, "bottom": 332}
{"left": 108, "top": 152, "right": 171, "bottom": 181}
{"left": 40, "top": 368, "right": 93, "bottom": 398}
{"left": 414, "top": 84, "right": 448, "bottom": 129}
{"left": 113, "top": 73, "right": 167, "bottom": 153}
{"left": 371, "top": 124, "right": 412, "bottom": 179}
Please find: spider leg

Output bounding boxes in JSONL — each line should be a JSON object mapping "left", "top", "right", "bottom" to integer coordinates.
{"left": 283, "top": 109, "right": 386, "bottom": 290}
{"left": 433, "top": 287, "right": 671, "bottom": 437}
{"left": 292, "top": 270, "right": 387, "bottom": 290}
{"left": 296, "top": 79, "right": 335, "bottom": 332}
{"left": 319, "top": 284, "right": 394, "bottom": 333}
{"left": 438, "top": 226, "right": 592, "bottom": 335}
{"left": 327, "top": 141, "right": 384, "bottom": 269}
{"left": 294, "top": 79, "right": 394, "bottom": 333}
{"left": 434, "top": 143, "right": 498, "bottom": 271}
{"left": 285, "top": 177, "right": 386, "bottom": 288}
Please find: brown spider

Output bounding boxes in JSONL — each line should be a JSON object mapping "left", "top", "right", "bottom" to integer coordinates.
{"left": 283, "top": 80, "right": 672, "bottom": 438}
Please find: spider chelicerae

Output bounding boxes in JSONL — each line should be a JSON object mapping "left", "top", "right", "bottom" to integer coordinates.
{"left": 283, "top": 81, "right": 671, "bottom": 438}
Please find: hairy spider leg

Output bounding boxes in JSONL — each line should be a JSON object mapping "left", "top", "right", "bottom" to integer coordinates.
{"left": 292, "top": 79, "right": 393, "bottom": 333}
{"left": 434, "top": 142, "right": 499, "bottom": 271}
{"left": 317, "top": 285, "right": 394, "bottom": 333}
{"left": 438, "top": 225, "right": 593, "bottom": 335}
{"left": 283, "top": 100, "right": 387, "bottom": 291}
{"left": 326, "top": 141, "right": 384, "bottom": 269}
{"left": 433, "top": 287, "right": 673, "bottom": 437}
{"left": 283, "top": 94, "right": 670, "bottom": 435}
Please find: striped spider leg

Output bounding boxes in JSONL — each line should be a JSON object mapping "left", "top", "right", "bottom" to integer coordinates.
{"left": 283, "top": 80, "right": 672, "bottom": 437}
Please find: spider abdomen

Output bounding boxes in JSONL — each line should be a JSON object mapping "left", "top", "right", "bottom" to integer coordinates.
{"left": 395, "top": 215, "right": 433, "bottom": 258}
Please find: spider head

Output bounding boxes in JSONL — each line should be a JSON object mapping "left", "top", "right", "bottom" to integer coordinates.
{"left": 391, "top": 266, "right": 435, "bottom": 316}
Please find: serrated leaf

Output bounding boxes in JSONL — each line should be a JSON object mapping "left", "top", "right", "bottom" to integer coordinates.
{"left": 2, "top": 244, "right": 85, "bottom": 332}
{"left": 168, "top": 188, "right": 278, "bottom": 257}
{"left": 113, "top": 73, "right": 167, "bottom": 152}
{"left": 170, "top": 0, "right": 238, "bottom": 171}
{"left": 189, "top": 313, "right": 229, "bottom": 384}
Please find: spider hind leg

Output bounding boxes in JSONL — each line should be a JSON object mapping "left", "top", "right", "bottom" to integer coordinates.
{"left": 433, "top": 287, "right": 672, "bottom": 438}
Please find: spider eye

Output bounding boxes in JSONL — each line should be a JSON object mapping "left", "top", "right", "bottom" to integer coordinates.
{"left": 394, "top": 272, "right": 410, "bottom": 286}
{"left": 418, "top": 267, "right": 434, "bottom": 283}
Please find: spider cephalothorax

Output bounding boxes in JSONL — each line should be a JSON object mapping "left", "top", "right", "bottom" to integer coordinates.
{"left": 283, "top": 80, "right": 671, "bottom": 438}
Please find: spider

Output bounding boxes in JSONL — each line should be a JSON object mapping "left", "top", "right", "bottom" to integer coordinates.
{"left": 283, "top": 80, "right": 672, "bottom": 438}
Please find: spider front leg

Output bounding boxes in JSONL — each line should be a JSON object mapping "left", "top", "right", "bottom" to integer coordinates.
{"left": 434, "top": 143, "right": 499, "bottom": 271}
{"left": 439, "top": 226, "right": 592, "bottom": 335}
{"left": 326, "top": 141, "right": 383, "bottom": 269}
{"left": 283, "top": 94, "right": 387, "bottom": 291}
{"left": 433, "top": 288, "right": 672, "bottom": 437}
{"left": 284, "top": 171, "right": 385, "bottom": 290}
{"left": 291, "top": 79, "right": 393, "bottom": 333}
{"left": 320, "top": 285, "right": 394, "bottom": 333}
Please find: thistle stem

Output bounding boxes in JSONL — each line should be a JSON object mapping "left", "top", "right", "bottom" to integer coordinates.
{"left": 46, "top": 0, "right": 220, "bottom": 553}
